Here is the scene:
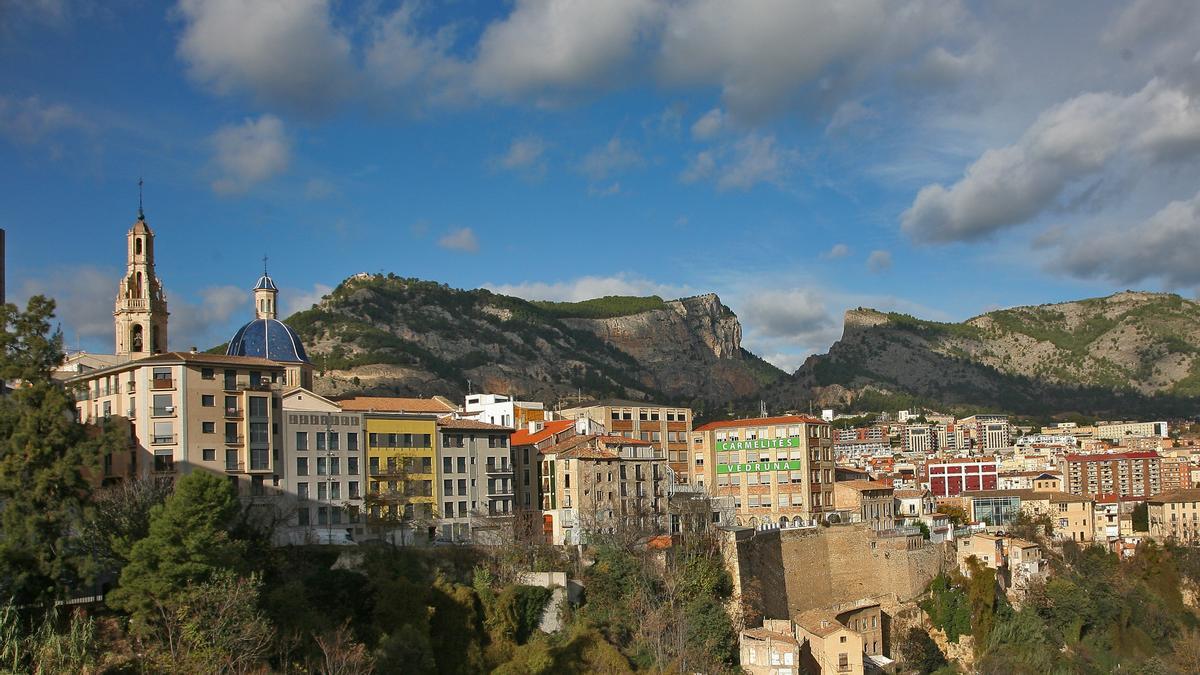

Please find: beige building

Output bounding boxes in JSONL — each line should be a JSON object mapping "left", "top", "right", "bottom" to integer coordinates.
{"left": 70, "top": 352, "right": 288, "bottom": 496}
{"left": 1064, "top": 451, "right": 1161, "bottom": 498}
{"left": 692, "top": 415, "right": 835, "bottom": 527}
{"left": 1160, "top": 455, "right": 1192, "bottom": 493}
{"left": 833, "top": 480, "right": 895, "bottom": 531}
{"left": 1148, "top": 488, "right": 1200, "bottom": 544}
{"left": 281, "top": 389, "right": 364, "bottom": 545}
{"left": 435, "top": 417, "right": 516, "bottom": 544}
{"left": 520, "top": 433, "right": 667, "bottom": 545}
{"left": 559, "top": 400, "right": 692, "bottom": 483}
{"left": 959, "top": 489, "right": 1094, "bottom": 542}
{"left": 1094, "top": 420, "right": 1168, "bottom": 441}
{"left": 740, "top": 620, "right": 801, "bottom": 675}
{"left": 794, "top": 609, "right": 866, "bottom": 675}
{"left": 957, "top": 533, "right": 1005, "bottom": 572}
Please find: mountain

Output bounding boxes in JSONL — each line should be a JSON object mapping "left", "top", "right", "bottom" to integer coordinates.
{"left": 789, "top": 291, "right": 1200, "bottom": 417}
{"left": 285, "top": 273, "right": 784, "bottom": 410}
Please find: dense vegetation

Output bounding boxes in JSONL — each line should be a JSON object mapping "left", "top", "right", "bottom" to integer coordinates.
{"left": 532, "top": 295, "right": 670, "bottom": 319}
{"left": 909, "top": 540, "right": 1200, "bottom": 674}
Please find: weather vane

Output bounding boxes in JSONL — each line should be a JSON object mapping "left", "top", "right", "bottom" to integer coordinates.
{"left": 138, "top": 177, "right": 144, "bottom": 219}
{"left": 262, "top": 254, "right": 269, "bottom": 277}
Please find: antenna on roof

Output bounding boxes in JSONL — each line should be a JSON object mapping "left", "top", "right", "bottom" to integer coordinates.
{"left": 759, "top": 400, "right": 767, "bottom": 418}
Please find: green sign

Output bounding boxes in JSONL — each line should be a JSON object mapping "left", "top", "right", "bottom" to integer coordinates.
{"left": 713, "top": 437, "right": 802, "bottom": 452}
{"left": 716, "top": 459, "right": 801, "bottom": 474}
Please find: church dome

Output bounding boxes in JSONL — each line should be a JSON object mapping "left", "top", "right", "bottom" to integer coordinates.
{"left": 254, "top": 274, "right": 278, "bottom": 291}
{"left": 225, "top": 318, "right": 309, "bottom": 363}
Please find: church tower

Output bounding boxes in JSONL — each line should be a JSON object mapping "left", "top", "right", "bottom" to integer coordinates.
{"left": 114, "top": 193, "right": 169, "bottom": 358}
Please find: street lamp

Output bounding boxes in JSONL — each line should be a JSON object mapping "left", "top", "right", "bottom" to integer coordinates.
{"left": 325, "top": 418, "right": 335, "bottom": 545}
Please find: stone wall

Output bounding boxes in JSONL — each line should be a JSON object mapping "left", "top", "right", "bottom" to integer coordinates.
{"left": 722, "top": 523, "right": 948, "bottom": 622}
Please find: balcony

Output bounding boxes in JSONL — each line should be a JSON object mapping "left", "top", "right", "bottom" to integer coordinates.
{"left": 224, "top": 435, "right": 244, "bottom": 445}
{"left": 224, "top": 407, "right": 243, "bottom": 419}
{"left": 151, "top": 406, "right": 175, "bottom": 418}
{"left": 150, "top": 434, "right": 176, "bottom": 445}
{"left": 225, "top": 461, "right": 245, "bottom": 473}
{"left": 152, "top": 460, "right": 175, "bottom": 475}
{"left": 151, "top": 378, "right": 174, "bottom": 390}
{"left": 485, "top": 462, "right": 512, "bottom": 475}
{"left": 369, "top": 467, "right": 407, "bottom": 478}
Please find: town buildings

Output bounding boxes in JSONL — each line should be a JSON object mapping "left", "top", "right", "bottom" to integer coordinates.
{"left": 559, "top": 400, "right": 692, "bottom": 483}
{"left": 958, "top": 414, "right": 1010, "bottom": 450}
{"left": 281, "top": 389, "right": 363, "bottom": 545}
{"left": 692, "top": 415, "right": 835, "bottom": 527}
{"left": 958, "top": 489, "right": 1094, "bottom": 542}
{"left": 1064, "top": 451, "right": 1161, "bottom": 499}
{"left": 435, "top": 417, "right": 515, "bottom": 543}
{"left": 739, "top": 620, "right": 801, "bottom": 675}
{"left": 463, "top": 393, "right": 544, "bottom": 429}
{"left": 832, "top": 480, "right": 895, "bottom": 531}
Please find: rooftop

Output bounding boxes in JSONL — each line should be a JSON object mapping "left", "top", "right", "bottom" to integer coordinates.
{"left": 437, "top": 417, "right": 512, "bottom": 431}
{"left": 793, "top": 609, "right": 847, "bottom": 637}
{"left": 1148, "top": 488, "right": 1200, "bottom": 504}
{"left": 835, "top": 480, "right": 894, "bottom": 493}
{"left": 695, "top": 414, "right": 827, "bottom": 432}
{"left": 338, "top": 396, "right": 457, "bottom": 414}
{"left": 511, "top": 419, "right": 575, "bottom": 446}
{"left": 742, "top": 627, "right": 800, "bottom": 646}
{"left": 959, "top": 488, "right": 1092, "bottom": 503}
{"left": 1065, "top": 451, "right": 1159, "bottom": 462}
{"left": 560, "top": 398, "right": 678, "bottom": 410}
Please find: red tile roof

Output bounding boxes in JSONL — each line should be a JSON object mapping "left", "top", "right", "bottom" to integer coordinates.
{"left": 511, "top": 419, "right": 575, "bottom": 446}
{"left": 694, "top": 414, "right": 827, "bottom": 432}
{"left": 338, "top": 396, "right": 456, "bottom": 413}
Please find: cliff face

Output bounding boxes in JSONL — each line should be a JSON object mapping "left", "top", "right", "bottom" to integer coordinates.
{"left": 285, "top": 275, "right": 784, "bottom": 407}
{"left": 788, "top": 291, "right": 1200, "bottom": 415}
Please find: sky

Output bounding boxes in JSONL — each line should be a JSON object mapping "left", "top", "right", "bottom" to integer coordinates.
{"left": 4, "top": 1, "right": 1200, "bottom": 373}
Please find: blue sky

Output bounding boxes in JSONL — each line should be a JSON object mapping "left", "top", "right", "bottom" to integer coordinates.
{"left": 4, "top": 1, "right": 1200, "bottom": 372}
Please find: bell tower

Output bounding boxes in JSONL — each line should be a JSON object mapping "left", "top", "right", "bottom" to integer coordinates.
{"left": 254, "top": 255, "right": 278, "bottom": 320}
{"left": 114, "top": 182, "right": 169, "bottom": 358}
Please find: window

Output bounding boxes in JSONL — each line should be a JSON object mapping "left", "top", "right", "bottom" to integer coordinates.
{"left": 457, "top": 457, "right": 467, "bottom": 473}
{"left": 318, "top": 482, "right": 327, "bottom": 500}
{"left": 317, "top": 457, "right": 327, "bottom": 475}
{"left": 248, "top": 396, "right": 268, "bottom": 417}
{"left": 347, "top": 456, "right": 358, "bottom": 475}
{"left": 330, "top": 482, "right": 341, "bottom": 500}
{"left": 296, "top": 432, "right": 308, "bottom": 451}
{"left": 346, "top": 432, "right": 358, "bottom": 451}
{"left": 297, "top": 507, "right": 309, "bottom": 525}
{"left": 297, "top": 457, "right": 308, "bottom": 476}
{"left": 201, "top": 367, "right": 214, "bottom": 380}
{"left": 329, "top": 432, "right": 340, "bottom": 451}
{"left": 202, "top": 448, "right": 215, "bottom": 461}
{"left": 444, "top": 480, "right": 453, "bottom": 496}
{"left": 317, "top": 432, "right": 326, "bottom": 451}
{"left": 349, "top": 481, "right": 359, "bottom": 499}
{"left": 201, "top": 394, "right": 215, "bottom": 407}
{"left": 443, "top": 457, "right": 452, "bottom": 474}
{"left": 458, "top": 479, "right": 467, "bottom": 495}
{"left": 297, "top": 482, "right": 309, "bottom": 500}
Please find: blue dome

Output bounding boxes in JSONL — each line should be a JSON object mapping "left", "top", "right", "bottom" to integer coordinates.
{"left": 226, "top": 318, "right": 309, "bottom": 363}
{"left": 254, "top": 275, "right": 278, "bottom": 291}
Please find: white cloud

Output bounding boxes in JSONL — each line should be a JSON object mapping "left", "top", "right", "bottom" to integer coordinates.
{"left": 487, "top": 273, "right": 691, "bottom": 302}
{"left": 717, "top": 134, "right": 787, "bottom": 190}
{"left": 902, "top": 79, "right": 1200, "bottom": 243}
{"left": 656, "top": 0, "right": 969, "bottom": 120}
{"left": 210, "top": 115, "right": 291, "bottom": 195}
{"left": 0, "top": 96, "right": 87, "bottom": 157}
{"left": 1050, "top": 190, "right": 1200, "bottom": 288}
{"left": 496, "top": 135, "right": 548, "bottom": 175}
{"left": 588, "top": 182, "right": 622, "bottom": 197}
{"left": 281, "top": 282, "right": 334, "bottom": 317}
{"left": 691, "top": 108, "right": 724, "bottom": 140}
{"left": 175, "top": 0, "right": 355, "bottom": 114}
{"left": 825, "top": 100, "right": 876, "bottom": 134}
{"left": 472, "top": 0, "right": 661, "bottom": 101}
{"left": 866, "top": 249, "right": 892, "bottom": 272}
{"left": 578, "top": 137, "right": 643, "bottom": 181}
{"left": 437, "top": 227, "right": 480, "bottom": 253}
{"left": 363, "top": 3, "right": 470, "bottom": 110}
{"left": 680, "top": 151, "right": 715, "bottom": 184}
{"left": 823, "top": 243, "right": 850, "bottom": 259}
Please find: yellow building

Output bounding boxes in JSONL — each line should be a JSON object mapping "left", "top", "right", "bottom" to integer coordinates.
{"left": 340, "top": 397, "right": 455, "bottom": 542}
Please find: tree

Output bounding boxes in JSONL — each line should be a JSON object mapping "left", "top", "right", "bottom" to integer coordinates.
{"left": 940, "top": 504, "right": 969, "bottom": 527}
{"left": 146, "top": 571, "right": 274, "bottom": 674}
{"left": 1132, "top": 502, "right": 1149, "bottom": 532}
{"left": 0, "top": 296, "right": 124, "bottom": 604}
{"left": 107, "top": 470, "right": 246, "bottom": 637}
{"left": 898, "top": 626, "right": 947, "bottom": 673}
{"left": 315, "top": 622, "right": 375, "bottom": 675}
{"left": 79, "top": 478, "right": 174, "bottom": 578}
{"left": 1010, "top": 511, "right": 1052, "bottom": 543}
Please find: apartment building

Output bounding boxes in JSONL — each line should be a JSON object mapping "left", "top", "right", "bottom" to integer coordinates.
{"left": 1094, "top": 420, "right": 1168, "bottom": 441}
{"left": 692, "top": 415, "right": 835, "bottom": 527}
{"left": 69, "top": 352, "right": 287, "bottom": 494}
{"left": 279, "top": 389, "right": 363, "bottom": 545}
{"left": 1148, "top": 488, "right": 1200, "bottom": 544}
{"left": 833, "top": 480, "right": 895, "bottom": 531}
{"left": 925, "top": 458, "right": 998, "bottom": 498}
{"left": 893, "top": 488, "right": 936, "bottom": 524}
{"left": 462, "top": 393, "right": 544, "bottom": 429}
{"left": 794, "top": 609, "right": 866, "bottom": 675}
{"left": 340, "top": 397, "right": 454, "bottom": 541}
{"left": 903, "top": 424, "right": 933, "bottom": 453}
{"left": 958, "top": 414, "right": 1010, "bottom": 450}
{"left": 1064, "top": 451, "right": 1161, "bottom": 499}
{"left": 1160, "top": 455, "right": 1192, "bottom": 493}
{"left": 436, "top": 418, "right": 515, "bottom": 543}
{"left": 559, "top": 400, "right": 692, "bottom": 483}
{"left": 532, "top": 434, "right": 667, "bottom": 545}
{"left": 934, "top": 423, "right": 965, "bottom": 452}
{"left": 511, "top": 419, "right": 577, "bottom": 512}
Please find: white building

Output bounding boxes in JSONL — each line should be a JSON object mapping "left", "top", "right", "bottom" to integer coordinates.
{"left": 462, "top": 393, "right": 544, "bottom": 429}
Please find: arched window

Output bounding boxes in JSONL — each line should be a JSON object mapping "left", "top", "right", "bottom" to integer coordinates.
{"left": 135, "top": 272, "right": 143, "bottom": 299}
{"left": 135, "top": 238, "right": 143, "bottom": 255}
{"left": 130, "top": 325, "right": 144, "bottom": 352}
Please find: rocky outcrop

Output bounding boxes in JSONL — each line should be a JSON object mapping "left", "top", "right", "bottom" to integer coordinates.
{"left": 786, "top": 291, "right": 1200, "bottom": 415}
{"left": 286, "top": 275, "right": 784, "bottom": 408}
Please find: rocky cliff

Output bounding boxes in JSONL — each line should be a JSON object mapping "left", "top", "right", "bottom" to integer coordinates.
{"left": 788, "top": 291, "right": 1200, "bottom": 416}
{"left": 285, "top": 274, "right": 784, "bottom": 408}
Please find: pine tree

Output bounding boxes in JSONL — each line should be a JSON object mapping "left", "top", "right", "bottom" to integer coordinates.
{"left": 107, "top": 470, "right": 246, "bottom": 635}
{"left": 0, "top": 296, "right": 115, "bottom": 604}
